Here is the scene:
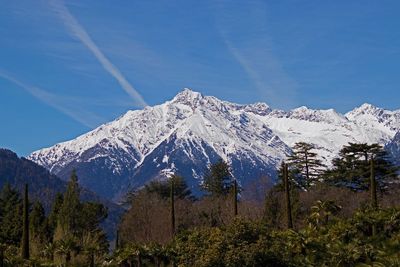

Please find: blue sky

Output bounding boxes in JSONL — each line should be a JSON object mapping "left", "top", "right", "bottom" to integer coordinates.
{"left": 1, "top": 0, "right": 400, "bottom": 156}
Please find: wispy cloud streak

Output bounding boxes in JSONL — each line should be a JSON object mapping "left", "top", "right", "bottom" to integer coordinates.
{"left": 216, "top": 1, "right": 298, "bottom": 108}
{"left": 0, "top": 71, "right": 104, "bottom": 128}
{"left": 222, "top": 36, "right": 297, "bottom": 108}
{"left": 49, "top": 0, "right": 147, "bottom": 108}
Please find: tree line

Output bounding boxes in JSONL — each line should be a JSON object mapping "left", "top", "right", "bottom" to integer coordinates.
{"left": 0, "top": 142, "right": 399, "bottom": 266}
{"left": 0, "top": 170, "right": 108, "bottom": 266}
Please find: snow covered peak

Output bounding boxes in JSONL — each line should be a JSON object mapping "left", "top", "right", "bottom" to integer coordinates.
{"left": 292, "top": 106, "right": 309, "bottom": 112}
{"left": 243, "top": 102, "right": 272, "bottom": 116}
{"left": 346, "top": 103, "right": 400, "bottom": 133}
{"left": 171, "top": 88, "right": 204, "bottom": 105}
{"left": 28, "top": 88, "right": 400, "bottom": 201}
{"left": 346, "top": 103, "right": 380, "bottom": 118}
{"left": 359, "top": 103, "right": 378, "bottom": 110}
{"left": 286, "top": 106, "right": 347, "bottom": 124}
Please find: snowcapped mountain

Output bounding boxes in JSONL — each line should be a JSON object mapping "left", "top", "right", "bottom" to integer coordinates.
{"left": 28, "top": 89, "right": 400, "bottom": 201}
{"left": 386, "top": 131, "right": 400, "bottom": 166}
{"left": 259, "top": 103, "right": 400, "bottom": 164}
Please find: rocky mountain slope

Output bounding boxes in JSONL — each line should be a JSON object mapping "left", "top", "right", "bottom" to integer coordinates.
{"left": 386, "top": 131, "right": 400, "bottom": 166}
{"left": 29, "top": 89, "right": 400, "bottom": 201}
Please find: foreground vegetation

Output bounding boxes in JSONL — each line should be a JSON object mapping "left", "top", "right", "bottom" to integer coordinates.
{"left": 1, "top": 142, "right": 400, "bottom": 266}
{"left": 0, "top": 171, "right": 108, "bottom": 266}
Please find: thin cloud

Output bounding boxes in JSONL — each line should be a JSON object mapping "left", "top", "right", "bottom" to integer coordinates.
{"left": 223, "top": 37, "right": 297, "bottom": 108}
{"left": 215, "top": 1, "right": 298, "bottom": 108}
{"left": 0, "top": 71, "right": 104, "bottom": 128}
{"left": 49, "top": 0, "right": 147, "bottom": 108}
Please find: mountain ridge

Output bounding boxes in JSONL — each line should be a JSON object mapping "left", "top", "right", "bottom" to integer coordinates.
{"left": 28, "top": 89, "right": 400, "bottom": 201}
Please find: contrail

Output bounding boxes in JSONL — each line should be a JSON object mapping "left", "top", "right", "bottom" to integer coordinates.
{"left": 49, "top": 0, "right": 147, "bottom": 108}
{"left": 215, "top": 1, "right": 298, "bottom": 108}
{"left": 0, "top": 71, "right": 103, "bottom": 128}
{"left": 223, "top": 39, "right": 268, "bottom": 97}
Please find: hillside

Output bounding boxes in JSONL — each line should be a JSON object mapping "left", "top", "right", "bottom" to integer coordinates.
{"left": 0, "top": 148, "right": 123, "bottom": 239}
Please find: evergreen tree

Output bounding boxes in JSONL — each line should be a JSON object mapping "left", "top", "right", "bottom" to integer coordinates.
{"left": 115, "top": 229, "right": 120, "bottom": 250}
{"left": 170, "top": 175, "right": 175, "bottom": 237}
{"left": 80, "top": 202, "right": 108, "bottom": 233}
{"left": 265, "top": 162, "right": 299, "bottom": 229}
{"left": 325, "top": 143, "right": 398, "bottom": 191}
{"left": 283, "top": 163, "right": 293, "bottom": 229}
{"left": 53, "top": 171, "right": 109, "bottom": 264}
{"left": 170, "top": 174, "right": 192, "bottom": 200}
{"left": 30, "top": 201, "right": 47, "bottom": 256}
{"left": 287, "top": 142, "right": 325, "bottom": 188}
{"left": 30, "top": 201, "right": 46, "bottom": 235}
{"left": 275, "top": 161, "right": 302, "bottom": 190}
{"left": 145, "top": 174, "right": 192, "bottom": 200}
{"left": 263, "top": 186, "right": 282, "bottom": 228}
{"left": 233, "top": 179, "right": 238, "bottom": 217}
{"left": 56, "top": 170, "right": 81, "bottom": 237}
{"left": 0, "top": 183, "right": 22, "bottom": 245}
{"left": 370, "top": 159, "right": 378, "bottom": 209}
{"left": 21, "top": 184, "right": 29, "bottom": 260}
{"left": 202, "top": 159, "right": 233, "bottom": 196}
{"left": 47, "top": 192, "right": 63, "bottom": 238}
{"left": 370, "top": 159, "right": 378, "bottom": 236}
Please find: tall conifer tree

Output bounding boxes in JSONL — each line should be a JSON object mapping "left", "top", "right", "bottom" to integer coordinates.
{"left": 170, "top": 175, "right": 175, "bottom": 237}
{"left": 30, "top": 201, "right": 46, "bottom": 256}
{"left": 21, "top": 184, "right": 29, "bottom": 259}
{"left": 233, "top": 179, "right": 238, "bottom": 217}
{"left": 283, "top": 163, "right": 293, "bottom": 229}
{"left": 202, "top": 159, "right": 233, "bottom": 196}
{"left": 326, "top": 143, "right": 398, "bottom": 191}
{"left": 0, "top": 183, "right": 22, "bottom": 245}
{"left": 288, "top": 142, "right": 325, "bottom": 188}
{"left": 145, "top": 175, "right": 192, "bottom": 200}
{"left": 370, "top": 159, "right": 378, "bottom": 209}
{"left": 56, "top": 170, "right": 81, "bottom": 239}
